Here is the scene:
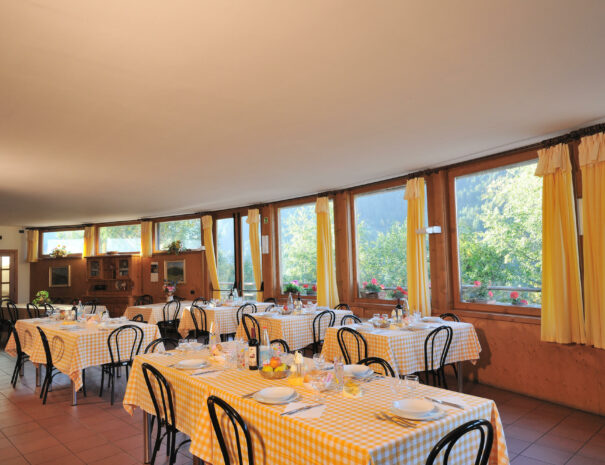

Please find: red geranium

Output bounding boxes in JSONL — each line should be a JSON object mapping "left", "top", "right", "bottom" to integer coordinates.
{"left": 510, "top": 291, "right": 519, "bottom": 299}
{"left": 488, "top": 291, "right": 493, "bottom": 298}
{"left": 474, "top": 280, "right": 481, "bottom": 287}
{"left": 312, "top": 285, "right": 317, "bottom": 291}
{"left": 521, "top": 299, "right": 528, "bottom": 305}
{"left": 303, "top": 284, "right": 309, "bottom": 288}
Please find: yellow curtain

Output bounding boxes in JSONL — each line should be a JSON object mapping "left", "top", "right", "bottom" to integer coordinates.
{"left": 579, "top": 133, "right": 605, "bottom": 349}
{"left": 140, "top": 221, "right": 153, "bottom": 258}
{"left": 202, "top": 215, "right": 221, "bottom": 299}
{"left": 247, "top": 209, "right": 263, "bottom": 302}
{"left": 535, "top": 144, "right": 585, "bottom": 344}
{"left": 26, "top": 230, "right": 39, "bottom": 263}
{"left": 316, "top": 197, "right": 339, "bottom": 308}
{"left": 83, "top": 226, "right": 96, "bottom": 257}
{"left": 405, "top": 178, "right": 431, "bottom": 316}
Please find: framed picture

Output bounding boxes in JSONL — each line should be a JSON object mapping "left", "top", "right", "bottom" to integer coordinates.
{"left": 164, "top": 259, "right": 186, "bottom": 284}
{"left": 49, "top": 265, "right": 71, "bottom": 287}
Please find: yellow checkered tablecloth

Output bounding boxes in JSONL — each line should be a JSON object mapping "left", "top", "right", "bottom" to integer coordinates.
{"left": 123, "top": 350, "right": 509, "bottom": 465}
{"left": 5, "top": 318, "right": 160, "bottom": 390}
{"left": 321, "top": 322, "right": 481, "bottom": 375}
{"left": 234, "top": 310, "right": 353, "bottom": 350}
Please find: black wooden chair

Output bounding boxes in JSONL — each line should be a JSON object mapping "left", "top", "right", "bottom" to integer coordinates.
{"left": 36, "top": 326, "right": 62, "bottom": 404}
{"left": 308, "top": 310, "right": 335, "bottom": 354}
{"left": 0, "top": 300, "right": 15, "bottom": 346}
{"left": 42, "top": 303, "right": 55, "bottom": 315}
{"left": 337, "top": 327, "right": 368, "bottom": 364}
{"left": 359, "top": 356, "right": 395, "bottom": 377}
{"left": 440, "top": 313, "right": 460, "bottom": 322}
{"left": 100, "top": 324, "right": 144, "bottom": 405}
{"left": 189, "top": 305, "right": 209, "bottom": 343}
{"left": 83, "top": 301, "right": 97, "bottom": 314}
{"left": 9, "top": 323, "right": 29, "bottom": 387}
{"left": 425, "top": 419, "right": 493, "bottom": 465}
{"left": 421, "top": 325, "right": 453, "bottom": 389}
{"left": 341, "top": 314, "right": 362, "bottom": 325}
{"left": 6, "top": 301, "right": 18, "bottom": 324}
{"left": 270, "top": 338, "right": 291, "bottom": 354}
{"left": 242, "top": 314, "right": 261, "bottom": 342}
{"left": 130, "top": 314, "right": 145, "bottom": 322}
{"left": 334, "top": 303, "right": 350, "bottom": 310}
{"left": 236, "top": 303, "right": 257, "bottom": 326}
{"left": 145, "top": 337, "right": 179, "bottom": 354}
{"left": 26, "top": 303, "right": 41, "bottom": 319}
{"left": 142, "top": 363, "right": 191, "bottom": 465}
{"left": 207, "top": 395, "right": 255, "bottom": 465}
{"left": 157, "top": 301, "right": 181, "bottom": 339}
{"left": 192, "top": 297, "right": 209, "bottom": 307}
{"left": 135, "top": 294, "right": 154, "bottom": 306}
{"left": 263, "top": 297, "right": 277, "bottom": 304}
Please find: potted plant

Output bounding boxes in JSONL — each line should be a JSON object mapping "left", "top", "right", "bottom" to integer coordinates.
{"left": 510, "top": 291, "right": 528, "bottom": 306}
{"left": 283, "top": 281, "right": 302, "bottom": 294}
{"left": 50, "top": 245, "right": 68, "bottom": 258}
{"left": 163, "top": 280, "right": 177, "bottom": 301}
{"left": 32, "top": 290, "right": 52, "bottom": 306}
{"left": 361, "top": 278, "right": 383, "bottom": 298}
{"left": 165, "top": 240, "right": 186, "bottom": 255}
{"left": 301, "top": 283, "right": 316, "bottom": 295}
{"left": 390, "top": 286, "right": 408, "bottom": 300}
{"left": 466, "top": 280, "right": 490, "bottom": 303}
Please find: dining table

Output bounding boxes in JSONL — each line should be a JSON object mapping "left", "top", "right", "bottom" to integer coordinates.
{"left": 234, "top": 307, "right": 354, "bottom": 351}
{"left": 321, "top": 320, "right": 482, "bottom": 392}
{"left": 12, "top": 302, "right": 108, "bottom": 319}
{"left": 5, "top": 316, "right": 160, "bottom": 405}
{"left": 123, "top": 347, "right": 509, "bottom": 465}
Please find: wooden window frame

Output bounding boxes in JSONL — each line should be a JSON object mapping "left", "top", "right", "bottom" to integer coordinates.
{"left": 38, "top": 227, "right": 85, "bottom": 258}
{"left": 96, "top": 221, "right": 142, "bottom": 256}
{"left": 0, "top": 249, "right": 18, "bottom": 302}
{"left": 447, "top": 149, "right": 542, "bottom": 317}
{"left": 152, "top": 216, "right": 203, "bottom": 254}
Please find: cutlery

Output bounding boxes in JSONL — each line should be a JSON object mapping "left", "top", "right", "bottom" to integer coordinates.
{"left": 374, "top": 412, "right": 416, "bottom": 428}
{"left": 191, "top": 369, "right": 223, "bottom": 376}
{"left": 280, "top": 404, "right": 324, "bottom": 416}
{"left": 424, "top": 396, "right": 465, "bottom": 410}
{"left": 242, "top": 389, "right": 261, "bottom": 398}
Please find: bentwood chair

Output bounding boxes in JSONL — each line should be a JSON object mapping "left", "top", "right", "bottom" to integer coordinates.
{"left": 26, "top": 303, "right": 41, "bottom": 319}
{"left": 270, "top": 338, "right": 291, "bottom": 354}
{"left": 9, "top": 323, "right": 30, "bottom": 387}
{"left": 42, "top": 303, "right": 55, "bottom": 316}
{"left": 142, "top": 363, "right": 191, "bottom": 465}
{"left": 425, "top": 419, "right": 494, "bottom": 465}
{"left": 309, "top": 310, "right": 335, "bottom": 354}
{"left": 83, "top": 301, "right": 97, "bottom": 314}
{"left": 0, "top": 300, "right": 15, "bottom": 346}
{"left": 130, "top": 314, "right": 145, "bottom": 322}
{"left": 157, "top": 301, "right": 181, "bottom": 339}
{"left": 6, "top": 302, "right": 18, "bottom": 324}
{"left": 145, "top": 337, "right": 179, "bottom": 354}
{"left": 207, "top": 395, "right": 255, "bottom": 465}
{"left": 263, "top": 297, "right": 277, "bottom": 304}
{"left": 440, "top": 313, "right": 460, "bottom": 322}
{"left": 337, "top": 327, "right": 368, "bottom": 364}
{"left": 189, "top": 305, "right": 209, "bottom": 343}
{"left": 334, "top": 303, "right": 350, "bottom": 310}
{"left": 341, "top": 314, "right": 362, "bottom": 325}
{"left": 192, "top": 297, "right": 209, "bottom": 307}
{"left": 100, "top": 324, "right": 144, "bottom": 405}
{"left": 36, "top": 326, "right": 62, "bottom": 404}
{"left": 242, "top": 314, "right": 261, "bottom": 342}
{"left": 236, "top": 303, "right": 257, "bottom": 326}
{"left": 359, "top": 357, "right": 395, "bottom": 377}
{"left": 421, "top": 325, "right": 453, "bottom": 389}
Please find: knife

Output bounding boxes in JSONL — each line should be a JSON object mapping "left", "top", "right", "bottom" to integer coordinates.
{"left": 425, "top": 396, "right": 465, "bottom": 410}
{"left": 191, "top": 369, "right": 223, "bottom": 376}
{"left": 280, "top": 404, "right": 324, "bottom": 416}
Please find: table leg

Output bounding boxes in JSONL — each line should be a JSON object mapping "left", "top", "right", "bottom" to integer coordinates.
{"left": 193, "top": 456, "right": 202, "bottom": 465}
{"left": 35, "top": 365, "right": 41, "bottom": 387}
{"left": 143, "top": 411, "right": 152, "bottom": 464}
{"left": 72, "top": 381, "right": 78, "bottom": 406}
{"left": 457, "top": 362, "right": 463, "bottom": 392}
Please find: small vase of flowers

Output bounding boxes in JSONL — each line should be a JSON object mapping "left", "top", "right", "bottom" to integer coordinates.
{"left": 32, "top": 290, "right": 52, "bottom": 306}
{"left": 165, "top": 240, "right": 186, "bottom": 255}
{"left": 50, "top": 245, "right": 68, "bottom": 258}
{"left": 390, "top": 286, "right": 408, "bottom": 300}
{"left": 163, "top": 280, "right": 177, "bottom": 301}
{"left": 283, "top": 281, "right": 302, "bottom": 294}
{"left": 467, "top": 280, "right": 490, "bottom": 303}
{"left": 361, "top": 278, "right": 384, "bottom": 298}
{"left": 510, "top": 291, "right": 528, "bottom": 306}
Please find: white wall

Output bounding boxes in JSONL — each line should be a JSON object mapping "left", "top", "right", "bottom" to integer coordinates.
{"left": 0, "top": 226, "right": 30, "bottom": 302}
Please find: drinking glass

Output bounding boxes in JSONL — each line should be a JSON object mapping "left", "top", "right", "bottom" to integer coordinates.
{"left": 403, "top": 374, "right": 419, "bottom": 396}
{"left": 389, "top": 377, "right": 404, "bottom": 398}
{"left": 313, "top": 353, "right": 326, "bottom": 370}
{"left": 310, "top": 372, "right": 328, "bottom": 402}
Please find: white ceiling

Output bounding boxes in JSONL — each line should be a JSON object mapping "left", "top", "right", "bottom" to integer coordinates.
{"left": 1, "top": 0, "right": 605, "bottom": 227}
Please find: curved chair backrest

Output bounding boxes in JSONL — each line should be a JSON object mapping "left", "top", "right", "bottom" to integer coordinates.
{"left": 192, "top": 297, "right": 209, "bottom": 307}
{"left": 270, "top": 338, "right": 291, "bottom": 354}
{"left": 341, "top": 314, "right": 362, "bottom": 325}
{"left": 359, "top": 356, "right": 395, "bottom": 377}
{"left": 9, "top": 323, "right": 24, "bottom": 358}
{"left": 424, "top": 325, "right": 454, "bottom": 386}
{"left": 42, "top": 303, "right": 55, "bottom": 315}
{"left": 242, "top": 314, "right": 261, "bottom": 342}
{"left": 265, "top": 304, "right": 276, "bottom": 312}
{"left": 207, "top": 395, "right": 255, "bottom": 465}
{"left": 162, "top": 300, "right": 181, "bottom": 322}
{"left": 337, "top": 327, "right": 368, "bottom": 364}
{"left": 6, "top": 302, "right": 18, "bottom": 323}
{"left": 172, "top": 295, "right": 185, "bottom": 302}
{"left": 439, "top": 313, "right": 460, "bottom": 322}
{"left": 190, "top": 304, "right": 208, "bottom": 332}
{"left": 263, "top": 297, "right": 277, "bottom": 304}
{"left": 425, "top": 419, "right": 494, "bottom": 465}
{"left": 312, "top": 310, "right": 336, "bottom": 351}
{"left": 36, "top": 326, "right": 54, "bottom": 369}
{"left": 130, "top": 314, "right": 144, "bottom": 322}
{"left": 236, "top": 303, "right": 257, "bottom": 326}
{"left": 145, "top": 337, "right": 179, "bottom": 354}
{"left": 142, "top": 363, "right": 177, "bottom": 428}
{"left": 26, "top": 303, "right": 41, "bottom": 319}
{"left": 107, "top": 324, "right": 144, "bottom": 364}
{"left": 334, "top": 303, "right": 350, "bottom": 310}
{"left": 84, "top": 301, "right": 97, "bottom": 314}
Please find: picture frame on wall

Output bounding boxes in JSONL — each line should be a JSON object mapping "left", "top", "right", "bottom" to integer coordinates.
{"left": 49, "top": 265, "right": 71, "bottom": 287}
{"left": 164, "top": 259, "right": 186, "bottom": 284}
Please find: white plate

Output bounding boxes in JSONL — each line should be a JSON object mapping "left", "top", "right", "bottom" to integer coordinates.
{"left": 343, "top": 365, "right": 373, "bottom": 379}
{"left": 175, "top": 359, "right": 208, "bottom": 370}
{"left": 254, "top": 387, "right": 296, "bottom": 404}
{"left": 391, "top": 404, "right": 446, "bottom": 421}
{"left": 408, "top": 322, "right": 431, "bottom": 330}
{"left": 392, "top": 398, "right": 435, "bottom": 415}
{"left": 422, "top": 317, "right": 443, "bottom": 323}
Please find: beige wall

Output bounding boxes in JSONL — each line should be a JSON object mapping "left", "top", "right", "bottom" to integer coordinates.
{"left": 0, "top": 225, "right": 30, "bottom": 302}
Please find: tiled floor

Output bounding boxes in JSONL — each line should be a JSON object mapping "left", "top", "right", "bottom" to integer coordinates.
{"left": 0, "top": 351, "right": 604, "bottom": 465}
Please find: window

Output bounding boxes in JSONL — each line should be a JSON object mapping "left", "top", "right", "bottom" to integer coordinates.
{"left": 278, "top": 201, "right": 334, "bottom": 294}
{"left": 156, "top": 218, "right": 202, "bottom": 251}
{"left": 1, "top": 253, "right": 15, "bottom": 300}
{"left": 241, "top": 216, "right": 261, "bottom": 300}
{"left": 42, "top": 230, "right": 84, "bottom": 255}
{"left": 216, "top": 217, "right": 235, "bottom": 298}
{"left": 98, "top": 224, "right": 141, "bottom": 254}
{"left": 454, "top": 159, "right": 542, "bottom": 307}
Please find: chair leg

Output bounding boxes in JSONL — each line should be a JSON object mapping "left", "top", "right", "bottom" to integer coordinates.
{"left": 82, "top": 369, "right": 87, "bottom": 397}
{"left": 169, "top": 430, "right": 177, "bottom": 465}
{"left": 11, "top": 358, "right": 20, "bottom": 387}
{"left": 150, "top": 424, "right": 163, "bottom": 465}
{"left": 110, "top": 368, "right": 115, "bottom": 405}
{"left": 99, "top": 366, "right": 105, "bottom": 397}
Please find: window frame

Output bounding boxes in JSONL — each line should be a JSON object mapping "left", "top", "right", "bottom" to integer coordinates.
{"left": 447, "top": 149, "right": 542, "bottom": 317}
{"left": 96, "top": 221, "right": 142, "bottom": 255}
{"left": 153, "top": 216, "right": 203, "bottom": 254}
{"left": 39, "top": 228, "right": 85, "bottom": 258}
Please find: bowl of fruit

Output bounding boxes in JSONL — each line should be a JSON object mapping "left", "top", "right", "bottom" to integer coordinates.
{"left": 259, "top": 356, "right": 291, "bottom": 379}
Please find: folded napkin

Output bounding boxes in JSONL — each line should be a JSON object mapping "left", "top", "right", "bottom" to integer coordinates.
{"left": 282, "top": 402, "right": 326, "bottom": 419}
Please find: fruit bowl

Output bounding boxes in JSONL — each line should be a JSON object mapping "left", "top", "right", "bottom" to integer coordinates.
{"left": 259, "top": 364, "right": 291, "bottom": 380}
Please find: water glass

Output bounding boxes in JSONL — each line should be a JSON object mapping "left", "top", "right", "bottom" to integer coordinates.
{"left": 389, "top": 377, "right": 404, "bottom": 398}
{"left": 313, "top": 353, "right": 326, "bottom": 370}
{"left": 310, "top": 372, "right": 329, "bottom": 402}
{"left": 403, "top": 374, "right": 419, "bottom": 396}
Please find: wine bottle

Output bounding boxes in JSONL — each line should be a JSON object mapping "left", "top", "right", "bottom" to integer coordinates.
{"left": 248, "top": 326, "right": 259, "bottom": 370}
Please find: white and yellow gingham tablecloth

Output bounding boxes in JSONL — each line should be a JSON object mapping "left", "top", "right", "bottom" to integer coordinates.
{"left": 5, "top": 318, "right": 160, "bottom": 390}
{"left": 14, "top": 303, "right": 108, "bottom": 318}
{"left": 124, "top": 301, "right": 272, "bottom": 338}
{"left": 234, "top": 309, "right": 353, "bottom": 350}
{"left": 123, "top": 350, "right": 508, "bottom": 465}
{"left": 321, "top": 322, "right": 481, "bottom": 375}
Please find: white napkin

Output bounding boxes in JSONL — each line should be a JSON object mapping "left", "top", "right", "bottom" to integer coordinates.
{"left": 282, "top": 402, "right": 326, "bottom": 419}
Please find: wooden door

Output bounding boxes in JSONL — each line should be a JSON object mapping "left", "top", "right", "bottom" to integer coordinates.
{"left": 0, "top": 250, "right": 18, "bottom": 302}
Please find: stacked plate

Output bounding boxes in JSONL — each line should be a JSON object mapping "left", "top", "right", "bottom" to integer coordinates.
{"left": 421, "top": 316, "right": 443, "bottom": 323}
{"left": 343, "top": 364, "right": 373, "bottom": 380}
{"left": 391, "top": 398, "right": 446, "bottom": 421}
{"left": 253, "top": 387, "right": 298, "bottom": 404}
{"left": 174, "top": 359, "right": 208, "bottom": 370}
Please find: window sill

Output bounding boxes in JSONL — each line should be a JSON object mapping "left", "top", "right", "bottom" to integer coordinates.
{"left": 38, "top": 255, "right": 83, "bottom": 260}
{"left": 152, "top": 250, "right": 203, "bottom": 256}
{"left": 447, "top": 308, "right": 541, "bottom": 325}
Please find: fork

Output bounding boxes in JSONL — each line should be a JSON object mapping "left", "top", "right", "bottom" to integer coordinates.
{"left": 375, "top": 412, "right": 416, "bottom": 428}
{"left": 242, "top": 389, "right": 261, "bottom": 399}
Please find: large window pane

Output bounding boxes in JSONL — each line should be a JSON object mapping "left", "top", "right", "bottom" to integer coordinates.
{"left": 42, "top": 230, "right": 84, "bottom": 255}
{"left": 241, "top": 216, "right": 261, "bottom": 300}
{"left": 455, "top": 160, "right": 542, "bottom": 306}
{"left": 157, "top": 219, "right": 202, "bottom": 251}
{"left": 216, "top": 218, "right": 235, "bottom": 298}
{"left": 99, "top": 224, "right": 141, "bottom": 253}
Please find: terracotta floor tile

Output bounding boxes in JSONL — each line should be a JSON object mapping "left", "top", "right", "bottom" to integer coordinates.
{"left": 505, "top": 424, "right": 546, "bottom": 442}
{"left": 23, "top": 443, "right": 73, "bottom": 465}
{"left": 75, "top": 443, "right": 123, "bottom": 463}
{"left": 511, "top": 456, "right": 553, "bottom": 465}
{"left": 89, "top": 451, "right": 138, "bottom": 465}
{"left": 63, "top": 434, "right": 110, "bottom": 453}
{"left": 45, "top": 454, "right": 85, "bottom": 465}
{"left": 577, "top": 441, "right": 605, "bottom": 460}
{"left": 520, "top": 444, "right": 573, "bottom": 465}
{"left": 0, "top": 444, "right": 23, "bottom": 460}
{"left": 1, "top": 456, "right": 30, "bottom": 465}
{"left": 1, "top": 420, "right": 44, "bottom": 437}
{"left": 567, "top": 454, "right": 605, "bottom": 465}
{"left": 533, "top": 432, "right": 585, "bottom": 454}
